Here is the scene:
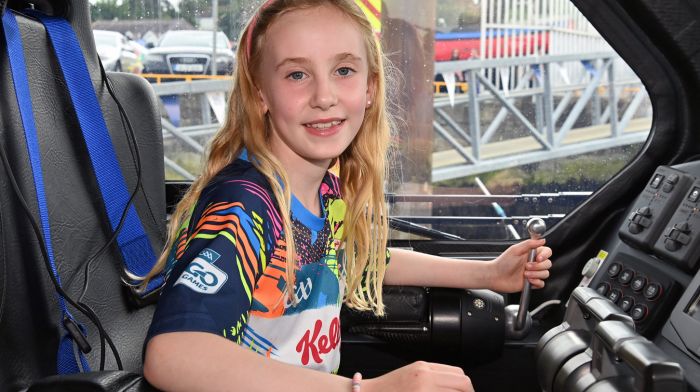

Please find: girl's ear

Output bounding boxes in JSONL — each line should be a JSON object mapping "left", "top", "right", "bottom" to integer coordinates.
{"left": 366, "top": 76, "right": 377, "bottom": 107}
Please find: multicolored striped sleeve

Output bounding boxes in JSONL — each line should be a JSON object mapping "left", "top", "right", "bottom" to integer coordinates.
{"left": 147, "top": 180, "right": 280, "bottom": 343}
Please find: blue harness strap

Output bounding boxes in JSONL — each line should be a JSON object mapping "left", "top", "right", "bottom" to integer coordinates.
{"left": 31, "top": 11, "right": 163, "bottom": 293}
{"left": 2, "top": 9, "right": 90, "bottom": 374}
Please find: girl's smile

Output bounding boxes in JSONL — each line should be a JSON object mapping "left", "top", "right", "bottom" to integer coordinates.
{"left": 303, "top": 118, "right": 346, "bottom": 137}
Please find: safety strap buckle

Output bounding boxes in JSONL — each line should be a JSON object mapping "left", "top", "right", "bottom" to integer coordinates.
{"left": 120, "top": 269, "right": 164, "bottom": 307}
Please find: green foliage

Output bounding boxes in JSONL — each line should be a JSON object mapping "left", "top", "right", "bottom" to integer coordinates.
{"left": 90, "top": 0, "right": 126, "bottom": 21}
{"left": 91, "top": 0, "right": 178, "bottom": 23}
{"left": 177, "top": 0, "right": 210, "bottom": 28}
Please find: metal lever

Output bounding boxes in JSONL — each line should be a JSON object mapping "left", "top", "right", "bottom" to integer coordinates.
{"left": 515, "top": 218, "right": 546, "bottom": 330}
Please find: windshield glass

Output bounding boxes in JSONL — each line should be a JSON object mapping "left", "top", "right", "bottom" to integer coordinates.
{"left": 90, "top": 0, "right": 652, "bottom": 241}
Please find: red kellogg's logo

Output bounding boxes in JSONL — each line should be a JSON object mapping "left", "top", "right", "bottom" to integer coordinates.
{"left": 295, "top": 317, "right": 340, "bottom": 365}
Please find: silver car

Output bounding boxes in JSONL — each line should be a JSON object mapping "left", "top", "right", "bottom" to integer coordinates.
{"left": 143, "top": 30, "right": 235, "bottom": 76}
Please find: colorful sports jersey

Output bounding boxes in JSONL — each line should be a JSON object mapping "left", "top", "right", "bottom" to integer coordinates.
{"left": 146, "top": 153, "right": 349, "bottom": 372}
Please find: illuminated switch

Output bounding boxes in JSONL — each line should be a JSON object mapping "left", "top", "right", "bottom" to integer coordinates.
{"left": 631, "top": 276, "right": 647, "bottom": 292}
{"left": 618, "top": 269, "right": 634, "bottom": 285}
{"left": 688, "top": 188, "right": 700, "bottom": 202}
{"left": 644, "top": 283, "right": 661, "bottom": 300}
{"left": 607, "top": 263, "right": 622, "bottom": 277}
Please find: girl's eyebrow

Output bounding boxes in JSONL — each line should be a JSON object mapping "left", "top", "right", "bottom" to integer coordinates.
{"left": 275, "top": 57, "right": 309, "bottom": 70}
{"left": 336, "top": 53, "right": 363, "bottom": 62}
{"left": 275, "top": 53, "right": 363, "bottom": 70}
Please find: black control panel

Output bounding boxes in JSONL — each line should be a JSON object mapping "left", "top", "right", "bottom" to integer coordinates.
{"left": 619, "top": 166, "right": 694, "bottom": 251}
{"left": 653, "top": 178, "right": 700, "bottom": 272}
{"left": 591, "top": 252, "right": 679, "bottom": 335}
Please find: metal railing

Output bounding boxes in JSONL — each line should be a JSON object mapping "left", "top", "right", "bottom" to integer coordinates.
{"left": 432, "top": 52, "right": 650, "bottom": 182}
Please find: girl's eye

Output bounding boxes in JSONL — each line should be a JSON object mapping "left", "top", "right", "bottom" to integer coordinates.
{"left": 337, "top": 67, "right": 355, "bottom": 77}
{"left": 288, "top": 71, "right": 306, "bottom": 81}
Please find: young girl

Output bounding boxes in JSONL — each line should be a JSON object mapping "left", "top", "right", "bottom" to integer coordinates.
{"left": 143, "top": 1, "right": 552, "bottom": 391}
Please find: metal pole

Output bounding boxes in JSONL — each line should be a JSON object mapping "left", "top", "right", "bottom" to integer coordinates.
{"left": 535, "top": 93, "right": 544, "bottom": 135}
{"left": 542, "top": 62, "right": 555, "bottom": 145}
{"left": 592, "top": 60, "right": 602, "bottom": 125}
{"left": 608, "top": 59, "right": 619, "bottom": 137}
{"left": 211, "top": 0, "right": 218, "bottom": 75}
{"left": 467, "top": 70, "right": 481, "bottom": 161}
{"left": 200, "top": 94, "right": 212, "bottom": 124}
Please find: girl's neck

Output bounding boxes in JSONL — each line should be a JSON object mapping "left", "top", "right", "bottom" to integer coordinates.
{"left": 288, "top": 161, "right": 327, "bottom": 217}
{"left": 275, "top": 150, "right": 330, "bottom": 218}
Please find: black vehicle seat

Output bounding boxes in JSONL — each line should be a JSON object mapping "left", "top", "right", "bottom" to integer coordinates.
{"left": 1, "top": 1, "right": 164, "bottom": 390}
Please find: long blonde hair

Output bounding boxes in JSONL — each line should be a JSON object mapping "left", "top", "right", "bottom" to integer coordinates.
{"left": 144, "top": 0, "right": 393, "bottom": 316}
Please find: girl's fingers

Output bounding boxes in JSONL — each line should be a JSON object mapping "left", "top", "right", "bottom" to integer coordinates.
{"left": 529, "top": 278, "right": 546, "bottom": 288}
{"left": 535, "top": 246, "right": 552, "bottom": 262}
{"left": 526, "top": 259, "right": 552, "bottom": 271}
{"left": 512, "top": 239, "right": 546, "bottom": 255}
{"left": 525, "top": 269, "right": 550, "bottom": 280}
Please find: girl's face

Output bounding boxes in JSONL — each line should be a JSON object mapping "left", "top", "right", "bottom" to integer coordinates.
{"left": 257, "top": 4, "right": 374, "bottom": 169}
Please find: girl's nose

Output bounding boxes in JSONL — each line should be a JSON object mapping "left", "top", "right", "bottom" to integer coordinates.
{"left": 310, "top": 77, "right": 338, "bottom": 110}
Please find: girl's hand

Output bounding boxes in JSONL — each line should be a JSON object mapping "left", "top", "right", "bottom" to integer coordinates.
{"left": 363, "top": 361, "right": 474, "bottom": 392}
{"left": 488, "top": 239, "right": 552, "bottom": 293}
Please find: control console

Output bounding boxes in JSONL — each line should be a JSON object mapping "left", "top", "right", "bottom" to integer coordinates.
{"left": 654, "top": 177, "right": 700, "bottom": 272}
{"left": 619, "top": 166, "right": 693, "bottom": 251}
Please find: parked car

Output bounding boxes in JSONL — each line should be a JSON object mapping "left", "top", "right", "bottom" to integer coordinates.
{"left": 143, "top": 30, "right": 235, "bottom": 76}
{"left": 92, "top": 29, "right": 143, "bottom": 73}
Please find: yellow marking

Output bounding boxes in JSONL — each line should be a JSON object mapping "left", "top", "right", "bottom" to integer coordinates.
{"left": 252, "top": 211, "right": 267, "bottom": 270}
{"left": 193, "top": 231, "right": 237, "bottom": 248}
{"left": 236, "top": 254, "right": 253, "bottom": 301}
{"left": 596, "top": 250, "right": 609, "bottom": 262}
{"left": 141, "top": 73, "right": 232, "bottom": 84}
{"left": 434, "top": 81, "right": 469, "bottom": 94}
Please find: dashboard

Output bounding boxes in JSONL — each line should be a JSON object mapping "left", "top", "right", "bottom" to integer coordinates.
{"left": 536, "top": 162, "right": 700, "bottom": 391}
